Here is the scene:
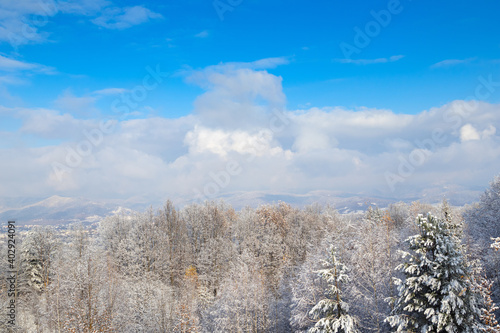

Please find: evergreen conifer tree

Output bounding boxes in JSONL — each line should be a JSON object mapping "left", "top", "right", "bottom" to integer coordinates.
{"left": 386, "top": 213, "right": 482, "bottom": 332}
{"left": 308, "top": 246, "right": 359, "bottom": 333}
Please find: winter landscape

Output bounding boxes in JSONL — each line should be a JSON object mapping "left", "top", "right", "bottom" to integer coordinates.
{"left": 1, "top": 0, "right": 500, "bottom": 332}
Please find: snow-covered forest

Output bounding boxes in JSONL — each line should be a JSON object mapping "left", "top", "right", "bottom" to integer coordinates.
{"left": 2, "top": 175, "right": 500, "bottom": 332}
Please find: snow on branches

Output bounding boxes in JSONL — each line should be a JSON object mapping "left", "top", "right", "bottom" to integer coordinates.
{"left": 386, "top": 213, "right": 482, "bottom": 333}
{"left": 308, "top": 246, "right": 359, "bottom": 333}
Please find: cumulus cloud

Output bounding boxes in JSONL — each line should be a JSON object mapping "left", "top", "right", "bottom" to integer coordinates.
{"left": 1, "top": 61, "right": 500, "bottom": 203}
{"left": 186, "top": 60, "right": 287, "bottom": 129}
{"left": 185, "top": 126, "right": 291, "bottom": 158}
{"left": 460, "top": 124, "right": 480, "bottom": 142}
{"left": 460, "top": 123, "right": 497, "bottom": 142}
{"left": 293, "top": 127, "right": 332, "bottom": 153}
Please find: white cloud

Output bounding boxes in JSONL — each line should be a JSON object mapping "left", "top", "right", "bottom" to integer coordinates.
{"left": 385, "top": 138, "right": 412, "bottom": 151}
{"left": 2, "top": 61, "right": 500, "bottom": 203}
{"left": 483, "top": 125, "right": 496, "bottom": 138}
{"left": 186, "top": 61, "right": 287, "bottom": 129}
{"left": 186, "top": 57, "right": 289, "bottom": 75}
{"left": 0, "top": 54, "right": 56, "bottom": 73}
{"left": 91, "top": 5, "right": 163, "bottom": 30}
{"left": 0, "top": 55, "right": 56, "bottom": 93}
{"left": 185, "top": 126, "right": 290, "bottom": 158}
{"left": 288, "top": 107, "right": 414, "bottom": 154}
{"left": 0, "top": 87, "right": 23, "bottom": 106}
{"left": 0, "top": 55, "right": 39, "bottom": 71}
{"left": 54, "top": 90, "right": 98, "bottom": 116}
{"left": 195, "top": 30, "right": 209, "bottom": 38}
{"left": 54, "top": 88, "right": 130, "bottom": 116}
{"left": 19, "top": 108, "right": 93, "bottom": 140}
{"left": 460, "top": 124, "right": 480, "bottom": 142}
{"left": 57, "top": 0, "right": 111, "bottom": 16}
{"left": 334, "top": 55, "right": 404, "bottom": 65}
{"left": 92, "top": 87, "right": 128, "bottom": 96}
{"left": 0, "top": 0, "right": 57, "bottom": 45}
{"left": 247, "top": 57, "right": 290, "bottom": 69}
{"left": 460, "top": 123, "right": 497, "bottom": 142}
{"left": 293, "top": 127, "right": 332, "bottom": 153}
{"left": 0, "top": 75, "right": 26, "bottom": 85}
{"left": 0, "top": 1, "right": 161, "bottom": 45}
{"left": 431, "top": 57, "right": 476, "bottom": 68}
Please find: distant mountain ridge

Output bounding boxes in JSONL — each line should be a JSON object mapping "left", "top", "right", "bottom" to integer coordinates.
{"left": 0, "top": 186, "right": 483, "bottom": 226}
{"left": 0, "top": 195, "right": 127, "bottom": 226}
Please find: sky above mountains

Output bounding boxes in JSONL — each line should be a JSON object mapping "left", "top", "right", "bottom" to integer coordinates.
{"left": 1, "top": 0, "right": 500, "bottom": 204}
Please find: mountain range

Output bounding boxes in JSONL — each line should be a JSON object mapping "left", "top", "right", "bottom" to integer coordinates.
{"left": 0, "top": 185, "right": 483, "bottom": 226}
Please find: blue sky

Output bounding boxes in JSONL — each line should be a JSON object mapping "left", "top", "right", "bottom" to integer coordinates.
{"left": 3, "top": 0, "right": 500, "bottom": 115}
{"left": 1, "top": 0, "right": 500, "bottom": 204}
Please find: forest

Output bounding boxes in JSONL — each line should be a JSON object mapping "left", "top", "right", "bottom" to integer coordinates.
{"left": 1, "top": 175, "right": 500, "bottom": 333}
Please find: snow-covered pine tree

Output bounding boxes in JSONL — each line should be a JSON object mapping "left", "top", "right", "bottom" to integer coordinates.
{"left": 441, "top": 198, "right": 463, "bottom": 238}
{"left": 21, "top": 241, "right": 44, "bottom": 292}
{"left": 386, "top": 213, "right": 482, "bottom": 332}
{"left": 308, "top": 245, "right": 359, "bottom": 333}
{"left": 21, "top": 226, "right": 59, "bottom": 292}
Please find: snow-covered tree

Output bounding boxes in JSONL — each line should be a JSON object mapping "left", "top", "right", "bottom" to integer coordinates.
{"left": 21, "top": 226, "right": 59, "bottom": 292}
{"left": 308, "top": 246, "right": 359, "bottom": 333}
{"left": 386, "top": 213, "right": 482, "bottom": 332}
{"left": 440, "top": 198, "right": 464, "bottom": 238}
{"left": 475, "top": 275, "right": 500, "bottom": 333}
{"left": 290, "top": 210, "right": 357, "bottom": 332}
{"left": 474, "top": 239, "right": 500, "bottom": 333}
{"left": 466, "top": 175, "right": 500, "bottom": 247}
{"left": 350, "top": 207, "right": 398, "bottom": 332}
{"left": 492, "top": 238, "right": 500, "bottom": 252}
{"left": 202, "top": 251, "right": 271, "bottom": 332}
{"left": 464, "top": 175, "right": 500, "bottom": 316}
